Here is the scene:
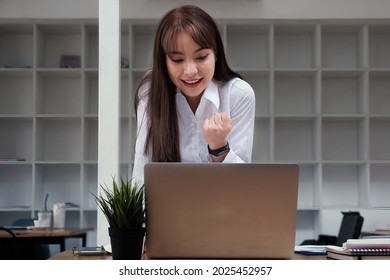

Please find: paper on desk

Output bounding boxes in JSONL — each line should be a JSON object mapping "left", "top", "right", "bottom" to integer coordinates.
{"left": 103, "top": 244, "right": 112, "bottom": 253}
{"left": 294, "top": 245, "right": 327, "bottom": 255}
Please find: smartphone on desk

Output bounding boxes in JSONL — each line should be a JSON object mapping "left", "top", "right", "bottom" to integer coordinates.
{"left": 72, "top": 246, "right": 108, "bottom": 256}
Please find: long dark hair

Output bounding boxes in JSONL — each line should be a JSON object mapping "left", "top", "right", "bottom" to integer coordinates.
{"left": 135, "top": 5, "right": 241, "bottom": 162}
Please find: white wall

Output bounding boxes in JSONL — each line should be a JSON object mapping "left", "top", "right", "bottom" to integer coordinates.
{"left": 1, "top": 0, "right": 390, "bottom": 20}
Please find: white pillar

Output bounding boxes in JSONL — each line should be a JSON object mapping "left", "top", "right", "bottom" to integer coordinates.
{"left": 97, "top": 0, "right": 121, "bottom": 246}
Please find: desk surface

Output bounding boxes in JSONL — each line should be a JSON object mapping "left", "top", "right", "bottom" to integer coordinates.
{"left": 0, "top": 227, "right": 92, "bottom": 238}
{"left": 50, "top": 250, "right": 113, "bottom": 260}
{"left": 49, "top": 250, "right": 326, "bottom": 260}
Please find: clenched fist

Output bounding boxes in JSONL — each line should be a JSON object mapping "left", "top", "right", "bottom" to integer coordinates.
{"left": 203, "top": 112, "right": 232, "bottom": 150}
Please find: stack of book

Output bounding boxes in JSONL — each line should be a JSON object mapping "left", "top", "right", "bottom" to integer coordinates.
{"left": 326, "top": 238, "right": 390, "bottom": 260}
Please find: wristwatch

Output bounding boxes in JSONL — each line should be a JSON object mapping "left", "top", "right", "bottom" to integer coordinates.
{"left": 208, "top": 142, "right": 230, "bottom": 157}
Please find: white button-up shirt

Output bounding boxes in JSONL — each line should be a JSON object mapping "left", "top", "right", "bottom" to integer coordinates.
{"left": 132, "top": 77, "right": 255, "bottom": 185}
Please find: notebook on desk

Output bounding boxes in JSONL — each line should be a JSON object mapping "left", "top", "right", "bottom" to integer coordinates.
{"left": 144, "top": 163, "right": 299, "bottom": 259}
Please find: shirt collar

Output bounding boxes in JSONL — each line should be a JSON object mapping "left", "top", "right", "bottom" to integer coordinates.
{"left": 202, "top": 79, "right": 219, "bottom": 109}
{"left": 176, "top": 79, "right": 220, "bottom": 110}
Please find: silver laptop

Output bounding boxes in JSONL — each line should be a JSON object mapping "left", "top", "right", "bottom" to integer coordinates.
{"left": 144, "top": 163, "right": 299, "bottom": 259}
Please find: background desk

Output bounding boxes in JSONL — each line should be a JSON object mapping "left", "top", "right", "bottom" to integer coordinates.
{"left": 0, "top": 228, "right": 91, "bottom": 252}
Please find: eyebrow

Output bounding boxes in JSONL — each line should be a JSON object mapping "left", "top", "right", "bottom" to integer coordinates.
{"left": 167, "top": 47, "right": 206, "bottom": 55}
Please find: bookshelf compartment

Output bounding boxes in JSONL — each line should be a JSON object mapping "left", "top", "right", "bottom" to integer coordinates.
{"left": 226, "top": 24, "right": 269, "bottom": 69}
{"left": 322, "top": 118, "right": 365, "bottom": 161}
{"left": 370, "top": 164, "right": 390, "bottom": 208}
{"left": 274, "top": 118, "right": 316, "bottom": 161}
{"left": 35, "top": 164, "right": 81, "bottom": 210}
{"left": 83, "top": 164, "right": 98, "bottom": 210}
{"left": 121, "top": 24, "right": 130, "bottom": 69}
{"left": 369, "top": 25, "right": 390, "bottom": 68}
{"left": 297, "top": 164, "right": 318, "bottom": 209}
{"left": 36, "top": 24, "right": 82, "bottom": 68}
{"left": 322, "top": 71, "right": 366, "bottom": 115}
{"left": 63, "top": 211, "right": 81, "bottom": 229}
{"left": 131, "top": 25, "right": 154, "bottom": 69}
{"left": 84, "top": 71, "right": 98, "bottom": 115}
{"left": 0, "top": 118, "right": 33, "bottom": 161}
{"left": 120, "top": 118, "right": 130, "bottom": 162}
{"left": 322, "top": 164, "right": 361, "bottom": 207}
{"left": 252, "top": 119, "right": 270, "bottom": 161}
{"left": 120, "top": 163, "right": 132, "bottom": 181}
{"left": 82, "top": 211, "right": 97, "bottom": 246}
{"left": 36, "top": 71, "right": 82, "bottom": 115}
{"left": 295, "top": 211, "right": 320, "bottom": 243}
{"left": 0, "top": 72, "right": 34, "bottom": 114}
{"left": 84, "top": 24, "right": 98, "bottom": 68}
{"left": 239, "top": 71, "right": 270, "bottom": 115}
{"left": 369, "top": 71, "right": 390, "bottom": 115}
{"left": 319, "top": 209, "right": 348, "bottom": 236}
{"left": 321, "top": 25, "right": 365, "bottom": 69}
{"left": 0, "top": 24, "right": 33, "bottom": 68}
{"left": 0, "top": 164, "right": 33, "bottom": 209}
{"left": 131, "top": 70, "right": 146, "bottom": 98}
{"left": 121, "top": 73, "right": 130, "bottom": 115}
{"left": 84, "top": 117, "right": 98, "bottom": 161}
{"left": 274, "top": 71, "right": 317, "bottom": 115}
{"left": 35, "top": 118, "right": 82, "bottom": 161}
{"left": 274, "top": 25, "right": 317, "bottom": 69}
{"left": 370, "top": 118, "right": 390, "bottom": 160}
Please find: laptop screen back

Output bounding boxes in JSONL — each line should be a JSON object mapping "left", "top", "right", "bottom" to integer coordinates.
{"left": 144, "top": 163, "right": 299, "bottom": 259}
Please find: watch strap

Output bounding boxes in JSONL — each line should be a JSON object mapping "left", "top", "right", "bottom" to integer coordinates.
{"left": 208, "top": 142, "right": 230, "bottom": 157}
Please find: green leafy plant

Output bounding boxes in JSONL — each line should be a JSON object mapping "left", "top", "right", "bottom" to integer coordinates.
{"left": 92, "top": 177, "right": 145, "bottom": 229}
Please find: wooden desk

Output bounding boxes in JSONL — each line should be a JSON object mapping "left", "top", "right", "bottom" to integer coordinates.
{"left": 50, "top": 249, "right": 112, "bottom": 260}
{"left": 49, "top": 250, "right": 326, "bottom": 260}
{"left": 0, "top": 227, "right": 92, "bottom": 252}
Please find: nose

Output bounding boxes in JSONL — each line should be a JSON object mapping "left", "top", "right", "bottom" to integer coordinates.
{"left": 183, "top": 60, "right": 198, "bottom": 76}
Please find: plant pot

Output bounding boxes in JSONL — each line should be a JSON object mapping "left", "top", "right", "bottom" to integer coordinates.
{"left": 108, "top": 227, "right": 145, "bottom": 260}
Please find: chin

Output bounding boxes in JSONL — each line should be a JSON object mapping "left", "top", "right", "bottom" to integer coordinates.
{"left": 182, "top": 88, "right": 205, "bottom": 97}
{"left": 181, "top": 84, "right": 207, "bottom": 97}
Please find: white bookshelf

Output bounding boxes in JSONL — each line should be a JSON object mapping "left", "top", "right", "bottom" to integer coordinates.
{"left": 1, "top": 20, "right": 390, "bottom": 245}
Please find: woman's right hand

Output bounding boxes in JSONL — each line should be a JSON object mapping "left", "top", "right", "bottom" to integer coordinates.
{"left": 202, "top": 112, "right": 232, "bottom": 150}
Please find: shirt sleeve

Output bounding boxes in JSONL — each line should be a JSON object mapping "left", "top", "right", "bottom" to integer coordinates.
{"left": 223, "top": 79, "right": 256, "bottom": 163}
{"left": 131, "top": 83, "right": 150, "bottom": 186}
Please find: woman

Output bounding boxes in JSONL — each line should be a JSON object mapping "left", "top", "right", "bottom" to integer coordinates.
{"left": 133, "top": 5, "right": 255, "bottom": 184}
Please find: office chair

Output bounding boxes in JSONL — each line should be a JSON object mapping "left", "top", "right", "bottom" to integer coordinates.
{"left": 335, "top": 211, "right": 364, "bottom": 246}
{"left": 300, "top": 211, "right": 364, "bottom": 246}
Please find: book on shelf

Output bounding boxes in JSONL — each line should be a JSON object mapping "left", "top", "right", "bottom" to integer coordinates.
{"left": 326, "top": 238, "right": 390, "bottom": 260}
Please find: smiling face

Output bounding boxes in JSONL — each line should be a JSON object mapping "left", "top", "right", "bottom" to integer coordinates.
{"left": 165, "top": 32, "right": 216, "bottom": 105}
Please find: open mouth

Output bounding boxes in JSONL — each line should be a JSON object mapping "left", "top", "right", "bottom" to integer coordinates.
{"left": 182, "top": 78, "right": 202, "bottom": 88}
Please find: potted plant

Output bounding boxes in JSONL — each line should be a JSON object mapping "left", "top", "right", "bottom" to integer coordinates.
{"left": 92, "top": 177, "right": 145, "bottom": 260}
